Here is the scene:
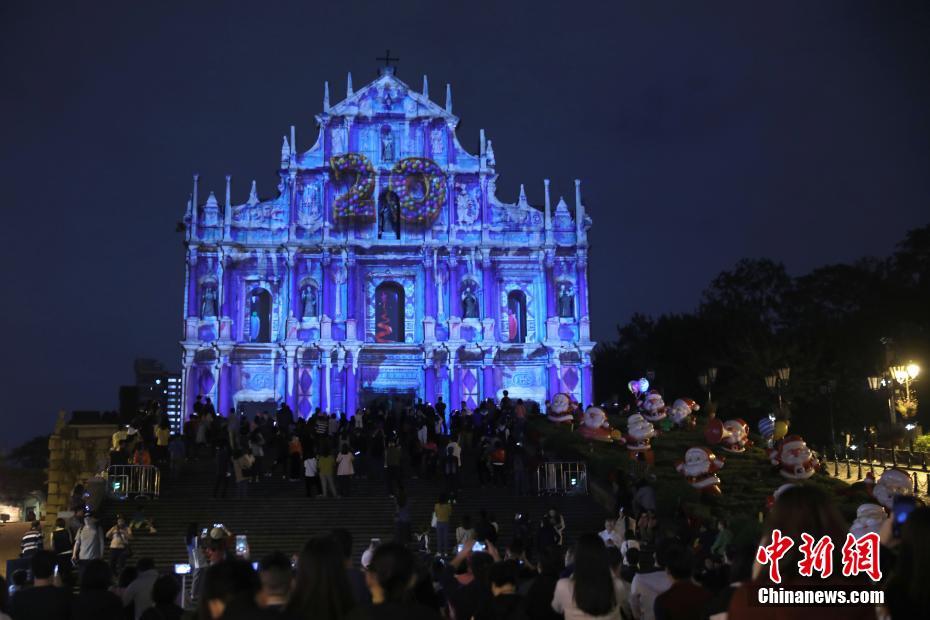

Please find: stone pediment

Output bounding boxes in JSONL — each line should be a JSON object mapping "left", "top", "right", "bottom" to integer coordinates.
{"left": 327, "top": 71, "right": 457, "bottom": 123}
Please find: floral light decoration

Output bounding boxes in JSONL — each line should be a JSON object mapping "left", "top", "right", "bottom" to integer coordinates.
{"left": 330, "top": 153, "right": 375, "bottom": 219}
{"left": 389, "top": 157, "right": 447, "bottom": 225}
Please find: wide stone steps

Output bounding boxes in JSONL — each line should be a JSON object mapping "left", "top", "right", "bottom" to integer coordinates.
{"left": 98, "top": 456, "right": 603, "bottom": 569}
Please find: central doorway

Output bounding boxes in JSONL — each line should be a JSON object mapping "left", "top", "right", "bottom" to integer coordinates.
{"left": 361, "top": 389, "right": 416, "bottom": 416}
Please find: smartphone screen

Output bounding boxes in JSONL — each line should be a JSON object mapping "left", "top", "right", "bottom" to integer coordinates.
{"left": 235, "top": 534, "right": 248, "bottom": 557}
{"left": 893, "top": 495, "right": 917, "bottom": 538}
{"left": 174, "top": 563, "right": 192, "bottom": 575}
{"left": 472, "top": 541, "right": 487, "bottom": 552}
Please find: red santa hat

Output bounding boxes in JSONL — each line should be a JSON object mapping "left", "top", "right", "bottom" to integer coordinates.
{"left": 680, "top": 398, "right": 700, "bottom": 411}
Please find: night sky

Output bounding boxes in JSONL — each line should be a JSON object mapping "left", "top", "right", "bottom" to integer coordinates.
{"left": 1, "top": 1, "right": 928, "bottom": 448}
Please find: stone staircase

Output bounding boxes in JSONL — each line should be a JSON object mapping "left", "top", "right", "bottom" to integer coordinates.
{"left": 97, "top": 452, "right": 605, "bottom": 568}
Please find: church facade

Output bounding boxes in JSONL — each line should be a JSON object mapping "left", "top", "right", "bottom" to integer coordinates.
{"left": 179, "top": 66, "right": 595, "bottom": 420}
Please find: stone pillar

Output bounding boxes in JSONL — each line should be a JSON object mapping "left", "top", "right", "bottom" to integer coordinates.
{"left": 423, "top": 249, "right": 436, "bottom": 318}
{"left": 576, "top": 251, "right": 589, "bottom": 318}
{"left": 582, "top": 363, "right": 594, "bottom": 408}
{"left": 319, "top": 354, "right": 330, "bottom": 412}
{"left": 187, "top": 248, "right": 199, "bottom": 319}
{"left": 346, "top": 250, "right": 357, "bottom": 322}
{"left": 482, "top": 364, "right": 495, "bottom": 401}
{"left": 321, "top": 251, "right": 332, "bottom": 318}
{"left": 481, "top": 251, "right": 494, "bottom": 321}
{"left": 448, "top": 252, "right": 460, "bottom": 317}
{"left": 548, "top": 363, "right": 560, "bottom": 401}
{"left": 345, "top": 354, "right": 357, "bottom": 416}
{"left": 450, "top": 359, "right": 461, "bottom": 414}
{"left": 544, "top": 251, "right": 556, "bottom": 319}
{"left": 217, "top": 250, "right": 227, "bottom": 318}
{"left": 424, "top": 363, "right": 436, "bottom": 405}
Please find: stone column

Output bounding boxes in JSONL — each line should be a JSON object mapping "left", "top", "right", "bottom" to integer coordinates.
{"left": 321, "top": 250, "right": 332, "bottom": 318}
{"left": 576, "top": 251, "right": 589, "bottom": 318}
{"left": 482, "top": 364, "right": 495, "bottom": 401}
{"left": 187, "top": 248, "right": 199, "bottom": 319}
{"left": 345, "top": 353, "right": 357, "bottom": 416}
{"left": 346, "top": 250, "right": 357, "bottom": 322}
{"left": 581, "top": 362, "right": 594, "bottom": 408}
{"left": 544, "top": 251, "right": 556, "bottom": 319}
{"left": 481, "top": 251, "right": 494, "bottom": 321}
{"left": 548, "top": 361, "right": 560, "bottom": 401}
{"left": 423, "top": 248, "right": 436, "bottom": 318}
{"left": 320, "top": 352, "right": 331, "bottom": 412}
{"left": 424, "top": 362, "right": 436, "bottom": 404}
{"left": 450, "top": 356, "right": 461, "bottom": 413}
{"left": 448, "top": 251, "right": 460, "bottom": 317}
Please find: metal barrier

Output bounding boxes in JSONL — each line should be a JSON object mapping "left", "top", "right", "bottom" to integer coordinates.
{"left": 106, "top": 465, "right": 161, "bottom": 499}
{"left": 535, "top": 461, "right": 588, "bottom": 496}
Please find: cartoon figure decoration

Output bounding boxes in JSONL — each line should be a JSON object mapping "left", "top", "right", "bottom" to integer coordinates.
{"left": 871, "top": 468, "right": 913, "bottom": 510}
{"left": 768, "top": 435, "right": 820, "bottom": 480}
{"left": 640, "top": 391, "right": 667, "bottom": 423}
{"left": 625, "top": 413, "right": 656, "bottom": 453}
{"left": 764, "top": 482, "right": 797, "bottom": 513}
{"left": 668, "top": 398, "right": 700, "bottom": 428}
{"left": 719, "top": 419, "right": 752, "bottom": 453}
{"left": 849, "top": 504, "right": 886, "bottom": 538}
{"left": 675, "top": 447, "right": 724, "bottom": 496}
{"left": 578, "top": 407, "right": 623, "bottom": 443}
{"left": 547, "top": 392, "right": 575, "bottom": 424}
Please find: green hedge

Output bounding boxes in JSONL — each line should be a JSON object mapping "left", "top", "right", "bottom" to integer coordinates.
{"left": 530, "top": 415, "right": 868, "bottom": 524}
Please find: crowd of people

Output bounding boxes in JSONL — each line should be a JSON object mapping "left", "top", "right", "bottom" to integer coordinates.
{"left": 5, "top": 390, "right": 928, "bottom": 619}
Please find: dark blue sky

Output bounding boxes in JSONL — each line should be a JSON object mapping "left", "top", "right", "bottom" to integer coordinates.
{"left": 1, "top": 1, "right": 928, "bottom": 447}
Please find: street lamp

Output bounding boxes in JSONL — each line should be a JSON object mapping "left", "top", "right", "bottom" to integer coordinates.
{"left": 765, "top": 367, "right": 790, "bottom": 410}
{"left": 697, "top": 366, "right": 718, "bottom": 404}
{"left": 868, "top": 374, "right": 896, "bottom": 426}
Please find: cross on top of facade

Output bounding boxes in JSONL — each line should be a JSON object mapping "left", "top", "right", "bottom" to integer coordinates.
{"left": 376, "top": 49, "right": 400, "bottom": 69}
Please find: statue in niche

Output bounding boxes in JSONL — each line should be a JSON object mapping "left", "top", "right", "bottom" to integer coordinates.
{"left": 381, "top": 128, "right": 395, "bottom": 163}
{"left": 378, "top": 190, "right": 400, "bottom": 239}
{"left": 331, "top": 125, "right": 346, "bottom": 154}
{"left": 200, "top": 286, "right": 217, "bottom": 318}
{"left": 455, "top": 184, "right": 479, "bottom": 226}
{"left": 558, "top": 283, "right": 575, "bottom": 318}
{"left": 298, "top": 183, "right": 322, "bottom": 229}
{"left": 249, "top": 311, "right": 261, "bottom": 342}
{"left": 301, "top": 286, "right": 318, "bottom": 320}
{"left": 486, "top": 139, "right": 496, "bottom": 167}
{"left": 462, "top": 286, "right": 480, "bottom": 319}
{"left": 431, "top": 127, "right": 444, "bottom": 154}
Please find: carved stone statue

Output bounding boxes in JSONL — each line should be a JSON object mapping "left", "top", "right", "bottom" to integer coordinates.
{"left": 558, "top": 282, "right": 575, "bottom": 319}
{"left": 462, "top": 289, "right": 479, "bottom": 319}
{"left": 298, "top": 183, "right": 322, "bottom": 230}
{"left": 331, "top": 125, "right": 346, "bottom": 154}
{"left": 378, "top": 191, "right": 400, "bottom": 239}
{"left": 301, "top": 286, "right": 318, "bottom": 319}
{"left": 558, "top": 283, "right": 574, "bottom": 318}
{"left": 431, "top": 127, "right": 444, "bottom": 154}
{"left": 381, "top": 129, "right": 394, "bottom": 162}
{"left": 201, "top": 286, "right": 217, "bottom": 318}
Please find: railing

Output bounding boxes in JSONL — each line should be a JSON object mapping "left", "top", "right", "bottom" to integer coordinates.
{"left": 822, "top": 446, "right": 930, "bottom": 471}
{"left": 535, "top": 461, "right": 588, "bottom": 496}
{"left": 819, "top": 446, "right": 930, "bottom": 498}
{"left": 106, "top": 465, "right": 161, "bottom": 499}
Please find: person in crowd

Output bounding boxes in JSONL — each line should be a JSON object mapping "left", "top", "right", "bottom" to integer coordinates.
{"left": 10, "top": 551, "right": 72, "bottom": 620}
{"left": 72, "top": 558, "right": 122, "bottom": 620}
{"left": 728, "top": 485, "right": 875, "bottom": 619}
{"left": 72, "top": 514, "right": 106, "bottom": 570}
{"left": 630, "top": 545, "right": 672, "bottom": 620}
{"left": 198, "top": 559, "right": 262, "bottom": 619}
{"left": 0, "top": 575, "right": 10, "bottom": 620}
{"left": 547, "top": 508, "right": 566, "bottom": 546}
{"left": 394, "top": 491, "right": 412, "bottom": 544}
{"left": 884, "top": 505, "right": 930, "bottom": 619}
{"left": 433, "top": 493, "right": 453, "bottom": 556}
{"left": 456, "top": 514, "right": 476, "bottom": 545}
{"left": 288, "top": 434, "right": 303, "bottom": 481}
{"left": 20, "top": 520, "right": 43, "bottom": 558}
{"left": 213, "top": 441, "right": 231, "bottom": 498}
{"left": 130, "top": 506, "right": 157, "bottom": 535}
{"left": 303, "top": 448, "right": 319, "bottom": 498}
{"left": 524, "top": 544, "right": 565, "bottom": 620}
{"left": 318, "top": 446, "right": 339, "bottom": 498}
{"left": 474, "top": 559, "right": 528, "bottom": 620}
{"left": 286, "top": 535, "right": 356, "bottom": 620}
{"left": 552, "top": 533, "right": 623, "bottom": 620}
{"left": 703, "top": 540, "right": 756, "bottom": 620}
{"left": 348, "top": 542, "right": 440, "bottom": 619}
{"left": 121, "top": 558, "right": 159, "bottom": 620}
{"left": 106, "top": 516, "right": 133, "bottom": 575}
{"left": 599, "top": 514, "right": 625, "bottom": 549}
{"left": 709, "top": 519, "right": 732, "bottom": 558}
{"left": 255, "top": 552, "right": 293, "bottom": 613}
{"left": 444, "top": 544, "right": 495, "bottom": 620}
{"left": 652, "top": 544, "right": 710, "bottom": 620}
{"left": 132, "top": 444, "right": 152, "bottom": 466}
{"left": 168, "top": 433, "right": 185, "bottom": 478}
{"left": 154, "top": 417, "right": 171, "bottom": 467}
{"left": 139, "top": 575, "right": 184, "bottom": 620}
{"left": 336, "top": 445, "right": 356, "bottom": 497}
{"left": 385, "top": 438, "right": 403, "bottom": 497}
{"left": 331, "top": 528, "right": 372, "bottom": 608}
{"left": 114, "top": 565, "right": 138, "bottom": 618}
{"left": 50, "top": 517, "right": 75, "bottom": 587}
{"left": 232, "top": 449, "right": 254, "bottom": 498}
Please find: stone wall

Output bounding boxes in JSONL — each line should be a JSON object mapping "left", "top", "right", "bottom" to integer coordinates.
{"left": 45, "top": 412, "right": 116, "bottom": 528}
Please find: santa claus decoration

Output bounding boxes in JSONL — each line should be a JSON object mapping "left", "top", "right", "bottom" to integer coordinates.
{"left": 578, "top": 406, "right": 623, "bottom": 443}
{"left": 719, "top": 419, "right": 752, "bottom": 453}
{"left": 640, "top": 390, "right": 667, "bottom": 423}
{"left": 625, "top": 413, "right": 656, "bottom": 453}
{"left": 871, "top": 468, "right": 913, "bottom": 510}
{"left": 768, "top": 435, "right": 820, "bottom": 480}
{"left": 675, "top": 447, "right": 724, "bottom": 496}
{"left": 668, "top": 398, "right": 700, "bottom": 428}
{"left": 849, "top": 503, "right": 886, "bottom": 538}
{"left": 547, "top": 392, "right": 575, "bottom": 424}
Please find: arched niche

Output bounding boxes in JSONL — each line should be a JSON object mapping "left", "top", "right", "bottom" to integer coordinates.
{"left": 298, "top": 277, "right": 320, "bottom": 320}
{"left": 374, "top": 281, "right": 405, "bottom": 343}
{"left": 461, "top": 277, "right": 480, "bottom": 319}
{"left": 556, "top": 280, "right": 575, "bottom": 319}
{"left": 506, "top": 290, "right": 528, "bottom": 343}
{"left": 247, "top": 287, "right": 272, "bottom": 343}
{"left": 198, "top": 276, "right": 219, "bottom": 319}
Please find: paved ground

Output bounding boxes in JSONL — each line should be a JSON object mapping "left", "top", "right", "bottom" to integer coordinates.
{"left": 0, "top": 522, "right": 30, "bottom": 578}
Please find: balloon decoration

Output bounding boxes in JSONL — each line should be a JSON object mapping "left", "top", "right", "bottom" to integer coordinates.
{"left": 547, "top": 392, "right": 575, "bottom": 424}
{"left": 768, "top": 435, "right": 820, "bottom": 479}
{"left": 704, "top": 418, "right": 725, "bottom": 445}
{"left": 330, "top": 153, "right": 376, "bottom": 219}
{"left": 773, "top": 419, "right": 789, "bottom": 441}
{"left": 578, "top": 407, "right": 624, "bottom": 443}
{"left": 389, "top": 157, "right": 447, "bottom": 225}
{"left": 668, "top": 398, "right": 700, "bottom": 428}
{"left": 757, "top": 416, "right": 774, "bottom": 440}
{"left": 628, "top": 377, "right": 649, "bottom": 397}
{"left": 675, "top": 447, "right": 724, "bottom": 495}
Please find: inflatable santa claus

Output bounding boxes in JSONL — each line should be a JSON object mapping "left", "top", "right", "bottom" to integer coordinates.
{"left": 668, "top": 398, "right": 700, "bottom": 428}
{"left": 768, "top": 435, "right": 820, "bottom": 480}
{"left": 849, "top": 503, "right": 886, "bottom": 538}
{"left": 578, "top": 406, "right": 623, "bottom": 443}
{"left": 547, "top": 392, "right": 575, "bottom": 424}
{"left": 625, "top": 413, "right": 656, "bottom": 453}
{"left": 719, "top": 419, "right": 752, "bottom": 453}
{"left": 871, "top": 468, "right": 913, "bottom": 510}
{"left": 640, "top": 391, "right": 667, "bottom": 423}
{"left": 675, "top": 447, "right": 724, "bottom": 496}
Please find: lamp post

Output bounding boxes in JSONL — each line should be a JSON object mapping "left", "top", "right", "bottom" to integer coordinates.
{"left": 820, "top": 379, "right": 837, "bottom": 451}
{"left": 697, "top": 366, "right": 718, "bottom": 405}
{"left": 870, "top": 362, "right": 920, "bottom": 427}
{"left": 765, "top": 367, "right": 790, "bottom": 411}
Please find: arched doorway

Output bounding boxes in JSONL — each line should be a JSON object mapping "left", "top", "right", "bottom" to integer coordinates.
{"left": 247, "top": 288, "right": 272, "bottom": 342}
{"left": 506, "top": 290, "right": 527, "bottom": 343}
{"left": 374, "top": 282, "right": 405, "bottom": 343}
